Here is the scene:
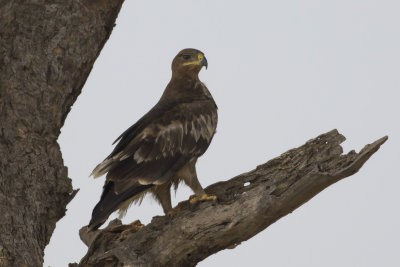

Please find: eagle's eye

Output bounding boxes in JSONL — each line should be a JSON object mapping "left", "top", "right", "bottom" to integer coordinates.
{"left": 182, "top": 54, "right": 191, "bottom": 60}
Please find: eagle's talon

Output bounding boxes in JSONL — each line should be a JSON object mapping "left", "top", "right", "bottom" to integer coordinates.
{"left": 166, "top": 209, "right": 177, "bottom": 216}
{"left": 190, "top": 194, "right": 217, "bottom": 205}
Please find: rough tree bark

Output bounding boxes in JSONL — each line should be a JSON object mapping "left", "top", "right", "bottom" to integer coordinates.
{"left": 0, "top": 1, "right": 124, "bottom": 266}
{"left": 76, "top": 130, "right": 387, "bottom": 267}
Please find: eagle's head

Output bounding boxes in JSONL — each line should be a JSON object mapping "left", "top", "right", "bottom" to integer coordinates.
{"left": 172, "top": 48, "right": 208, "bottom": 77}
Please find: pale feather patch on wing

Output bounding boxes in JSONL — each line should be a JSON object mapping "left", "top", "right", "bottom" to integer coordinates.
{"left": 133, "top": 119, "right": 204, "bottom": 164}
{"left": 119, "top": 127, "right": 153, "bottom": 160}
{"left": 133, "top": 121, "right": 185, "bottom": 163}
{"left": 133, "top": 148, "right": 145, "bottom": 164}
{"left": 198, "top": 114, "right": 216, "bottom": 141}
{"left": 191, "top": 120, "right": 201, "bottom": 142}
{"left": 138, "top": 177, "right": 155, "bottom": 185}
{"left": 210, "top": 112, "right": 218, "bottom": 134}
{"left": 91, "top": 158, "right": 114, "bottom": 178}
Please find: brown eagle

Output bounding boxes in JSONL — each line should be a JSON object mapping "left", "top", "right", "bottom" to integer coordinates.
{"left": 88, "top": 48, "right": 217, "bottom": 230}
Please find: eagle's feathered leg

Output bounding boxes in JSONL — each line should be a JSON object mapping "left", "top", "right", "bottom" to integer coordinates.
{"left": 152, "top": 182, "right": 173, "bottom": 214}
{"left": 179, "top": 160, "right": 216, "bottom": 205}
{"left": 185, "top": 161, "right": 205, "bottom": 195}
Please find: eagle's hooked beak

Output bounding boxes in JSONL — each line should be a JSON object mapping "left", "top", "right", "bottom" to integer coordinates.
{"left": 201, "top": 56, "right": 208, "bottom": 69}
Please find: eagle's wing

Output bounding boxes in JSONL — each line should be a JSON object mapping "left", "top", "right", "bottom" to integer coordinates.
{"left": 91, "top": 99, "right": 217, "bottom": 192}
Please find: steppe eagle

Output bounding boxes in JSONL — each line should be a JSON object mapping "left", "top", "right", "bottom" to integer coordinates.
{"left": 88, "top": 48, "right": 217, "bottom": 230}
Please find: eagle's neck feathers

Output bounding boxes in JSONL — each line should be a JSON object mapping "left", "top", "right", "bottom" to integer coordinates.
{"left": 160, "top": 75, "right": 208, "bottom": 102}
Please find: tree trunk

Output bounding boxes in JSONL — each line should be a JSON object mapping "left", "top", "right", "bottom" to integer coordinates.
{"left": 77, "top": 130, "right": 387, "bottom": 267}
{"left": 0, "top": 1, "right": 124, "bottom": 266}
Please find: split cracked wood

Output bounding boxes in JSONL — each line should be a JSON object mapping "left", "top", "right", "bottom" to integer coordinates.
{"left": 77, "top": 130, "right": 387, "bottom": 267}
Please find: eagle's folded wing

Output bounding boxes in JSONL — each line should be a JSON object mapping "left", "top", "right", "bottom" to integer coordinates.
{"left": 91, "top": 101, "right": 217, "bottom": 192}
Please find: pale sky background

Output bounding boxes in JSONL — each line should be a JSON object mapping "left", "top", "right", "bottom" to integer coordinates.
{"left": 44, "top": 1, "right": 400, "bottom": 266}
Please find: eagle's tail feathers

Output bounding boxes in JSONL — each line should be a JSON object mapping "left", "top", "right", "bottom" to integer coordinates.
{"left": 88, "top": 182, "right": 153, "bottom": 231}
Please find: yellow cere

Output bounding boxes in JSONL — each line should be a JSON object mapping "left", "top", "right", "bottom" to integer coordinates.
{"left": 183, "top": 53, "right": 203, "bottom": 66}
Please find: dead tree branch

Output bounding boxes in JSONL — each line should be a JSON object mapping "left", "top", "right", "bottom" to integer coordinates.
{"left": 77, "top": 130, "right": 387, "bottom": 267}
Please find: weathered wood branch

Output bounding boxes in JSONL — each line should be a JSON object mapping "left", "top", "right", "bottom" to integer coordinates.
{"left": 77, "top": 130, "right": 387, "bottom": 267}
{"left": 0, "top": 1, "right": 124, "bottom": 266}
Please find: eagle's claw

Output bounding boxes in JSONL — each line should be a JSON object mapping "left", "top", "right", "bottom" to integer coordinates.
{"left": 166, "top": 209, "right": 178, "bottom": 216}
{"left": 189, "top": 194, "right": 217, "bottom": 205}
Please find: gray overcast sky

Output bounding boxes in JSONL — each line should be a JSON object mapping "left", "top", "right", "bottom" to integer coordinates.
{"left": 44, "top": 1, "right": 400, "bottom": 266}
